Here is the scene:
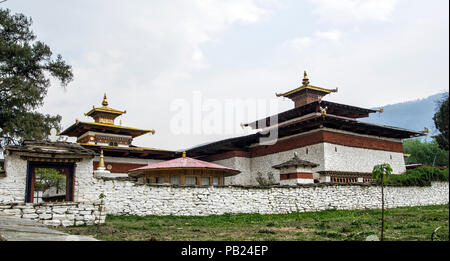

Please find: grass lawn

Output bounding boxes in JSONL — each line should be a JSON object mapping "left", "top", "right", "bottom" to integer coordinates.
{"left": 59, "top": 204, "right": 449, "bottom": 241}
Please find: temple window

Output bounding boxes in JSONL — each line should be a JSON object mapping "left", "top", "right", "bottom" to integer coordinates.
{"left": 146, "top": 177, "right": 153, "bottom": 184}
{"left": 170, "top": 176, "right": 181, "bottom": 184}
{"left": 201, "top": 177, "right": 210, "bottom": 185}
{"left": 212, "top": 177, "right": 219, "bottom": 185}
{"left": 185, "top": 176, "right": 197, "bottom": 185}
{"left": 155, "top": 177, "right": 165, "bottom": 184}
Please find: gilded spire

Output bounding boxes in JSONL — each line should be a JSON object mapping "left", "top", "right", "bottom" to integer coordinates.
{"left": 98, "top": 149, "right": 106, "bottom": 170}
{"left": 182, "top": 151, "right": 186, "bottom": 158}
{"left": 302, "top": 71, "right": 310, "bottom": 86}
{"left": 102, "top": 93, "right": 108, "bottom": 107}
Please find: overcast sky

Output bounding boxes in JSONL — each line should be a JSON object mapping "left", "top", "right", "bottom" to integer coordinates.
{"left": 3, "top": 0, "right": 449, "bottom": 151}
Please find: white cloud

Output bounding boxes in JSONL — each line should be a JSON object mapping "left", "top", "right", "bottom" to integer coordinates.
{"left": 314, "top": 30, "right": 342, "bottom": 41}
{"left": 310, "top": 0, "right": 398, "bottom": 23}
{"left": 28, "top": 0, "right": 276, "bottom": 150}
{"left": 284, "top": 37, "right": 313, "bottom": 52}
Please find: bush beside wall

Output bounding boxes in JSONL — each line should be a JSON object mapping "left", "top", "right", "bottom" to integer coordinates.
{"left": 379, "top": 167, "right": 449, "bottom": 187}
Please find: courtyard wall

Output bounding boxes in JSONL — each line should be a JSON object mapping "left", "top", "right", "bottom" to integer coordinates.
{"left": 79, "top": 178, "right": 448, "bottom": 216}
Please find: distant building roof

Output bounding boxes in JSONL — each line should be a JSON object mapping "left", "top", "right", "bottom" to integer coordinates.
{"left": 128, "top": 153, "right": 240, "bottom": 177}
{"left": 6, "top": 141, "right": 96, "bottom": 158}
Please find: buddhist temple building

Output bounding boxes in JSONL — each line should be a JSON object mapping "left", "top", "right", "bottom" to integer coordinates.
{"left": 57, "top": 72, "right": 426, "bottom": 186}
{"left": 60, "top": 94, "right": 177, "bottom": 175}
{"left": 128, "top": 152, "right": 240, "bottom": 185}
{"left": 186, "top": 71, "right": 426, "bottom": 185}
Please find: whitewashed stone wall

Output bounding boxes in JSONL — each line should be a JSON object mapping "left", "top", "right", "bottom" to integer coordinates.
{"left": 0, "top": 202, "right": 106, "bottom": 227}
{"left": 1, "top": 145, "right": 446, "bottom": 223}
{"left": 0, "top": 153, "right": 27, "bottom": 203}
{"left": 78, "top": 178, "right": 448, "bottom": 216}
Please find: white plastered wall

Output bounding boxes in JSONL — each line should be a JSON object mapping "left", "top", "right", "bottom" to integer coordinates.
{"left": 322, "top": 143, "right": 406, "bottom": 174}
{"left": 213, "top": 131, "right": 407, "bottom": 185}
{"left": 0, "top": 153, "right": 27, "bottom": 203}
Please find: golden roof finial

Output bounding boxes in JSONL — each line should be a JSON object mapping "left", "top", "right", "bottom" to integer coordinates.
{"left": 302, "top": 71, "right": 310, "bottom": 86}
{"left": 182, "top": 151, "right": 186, "bottom": 158}
{"left": 102, "top": 93, "right": 108, "bottom": 107}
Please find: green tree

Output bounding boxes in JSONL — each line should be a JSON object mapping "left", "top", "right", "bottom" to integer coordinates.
{"left": 403, "top": 138, "right": 449, "bottom": 167}
{"left": 433, "top": 94, "right": 449, "bottom": 151}
{"left": 372, "top": 163, "right": 392, "bottom": 241}
{"left": 0, "top": 8, "right": 73, "bottom": 149}
{"left": 34, "top": 168, "right": 66, "bottom": 193}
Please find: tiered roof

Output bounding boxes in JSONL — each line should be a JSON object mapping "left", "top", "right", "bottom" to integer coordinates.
{"left": 276, "top": 71, "right": 338, "bottom": 99}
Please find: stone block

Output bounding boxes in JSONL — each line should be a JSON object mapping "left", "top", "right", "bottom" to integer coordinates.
{"left": 83, "top": 215, "right": 95, "bottom": 221}
{"left": 22, "top": 208, "right": 37, "bottom": 214}
{"left": 75, "top": 221, "right": 85, "bottom": 226}
{"left": 79, "top": 210, "right": 92, "bottom": 215}
{"left": 75, "top": 215, "right": 84, "bottom": 221}
{"left": 22, "top": 213, "right": 39, "bottom": 219}
{"left": 43, "top": 220, "right": 61, "bottom": 226}
{"left": 35, "top": 208, "right": 49, "bottom": 214}
{"left": 61, "top": 220, "right": 75, "bottom": 227}
{"left": 52, "top": 214, "right": 66, "bottom": 220}
{"left": 39, "top": 213, "right": 52, "bottom": 220}
{"left": 52, "top": 207, "right": 68, "bottom": 214}
{"left": 2, "top": 209, "right": 21, "bottom": 216}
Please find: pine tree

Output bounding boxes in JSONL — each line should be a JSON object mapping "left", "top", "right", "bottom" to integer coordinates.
{"left": 0, "top": 8, "right": 73, "bottom": 149}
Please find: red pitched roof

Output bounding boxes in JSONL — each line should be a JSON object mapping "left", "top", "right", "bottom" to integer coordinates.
{"left": 128, "top": 156, "right": 240, "bottom": 175}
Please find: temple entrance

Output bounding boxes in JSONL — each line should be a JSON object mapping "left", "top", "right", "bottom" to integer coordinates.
{"left": 25, "top": 162, "right": 74, "bottom": 203}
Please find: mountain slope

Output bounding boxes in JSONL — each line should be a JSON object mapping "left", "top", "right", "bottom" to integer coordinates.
{"left": 361, "top": 92, "right": 448, "bottom": 137}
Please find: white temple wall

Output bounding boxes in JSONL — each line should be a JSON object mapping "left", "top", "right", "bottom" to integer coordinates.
{"left": 0, "top": 153, "right": 27, "bottom": 203}
{"left": 322, "top": 143, "right": 406, "bottom": 174}
{"left": 216, "top": 157, "right": 251, "bottom": 185}
{"left": 214, "top": 140, "right": 406, "bottom": 186}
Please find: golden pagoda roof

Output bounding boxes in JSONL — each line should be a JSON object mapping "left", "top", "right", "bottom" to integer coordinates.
{"left": 84, "top": 93, "right": 126, "bottom": 117}
{"left": 276, "top": 71, "right": 338, "bottom": 98}
{"left": 59, "top": 121, "right": 155, "bottom": 138}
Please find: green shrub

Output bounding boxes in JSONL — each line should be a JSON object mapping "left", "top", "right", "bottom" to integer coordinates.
{"left": 375, "top": 167, "right": 449, "bottom": 186}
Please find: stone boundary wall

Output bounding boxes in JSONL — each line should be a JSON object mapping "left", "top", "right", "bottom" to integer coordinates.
{"left": 83, "top": 178, "right": 449, "bottom": 216}
{"left": 0, "top": 201, "right": 106, "bottom": 227}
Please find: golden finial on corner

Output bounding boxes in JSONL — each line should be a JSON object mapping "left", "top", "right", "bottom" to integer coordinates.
{"left": 302, "top": 70, "right": 310, "bottom": 86}
{"left": 420, "top": 127, "right": 430, "bottom": 134}
{"left": 182, "top": 151, "right": 186, "bottom": 158}
{"left": 102, "top": 93, "right": 108, "bottom": 107}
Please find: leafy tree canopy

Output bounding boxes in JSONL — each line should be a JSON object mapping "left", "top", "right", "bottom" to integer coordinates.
{"left": 403, "top": 138, "right": 449, "bottom": 167}
{"left": 433, "top": 94, "right": 449, "bottom": 151}
{"left": 34, "top": 168, "right": 66, "bottom": 192}
{"left": 0, "top": 8, "right": 73, "bottom": 149}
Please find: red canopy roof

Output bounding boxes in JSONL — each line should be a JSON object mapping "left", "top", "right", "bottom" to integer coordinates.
{"left": 128, "top": 156, "right": 240, "bottom": 175}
